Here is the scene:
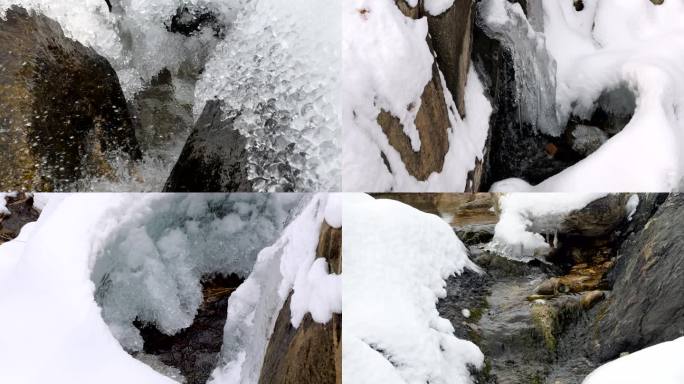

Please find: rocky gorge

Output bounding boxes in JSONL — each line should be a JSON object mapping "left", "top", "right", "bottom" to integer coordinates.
{"left": 378, "top": 193, "right": 682, "bottom": 384}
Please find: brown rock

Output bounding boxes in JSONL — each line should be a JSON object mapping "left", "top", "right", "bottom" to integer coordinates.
{"left": 0, "top": 6, "right": 141, "bottom": 191}
{"left": 258, "top": 221, "right": 341, "bottom": 384}
{"left": 580, "top": 290, "right": 605, "bottom": 310}
{"left": 377, "top": 59, "right": 451, "bottom": 181}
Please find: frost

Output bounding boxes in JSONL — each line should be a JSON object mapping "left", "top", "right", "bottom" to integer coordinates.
{"left": 194, "top": 0, "right": 341, "bottom": 192}
{"left": 343, "top": 194, "right": 483, "bottom": 384}
{"left": 478, "top": 0, "right": 561, "bottom": 136}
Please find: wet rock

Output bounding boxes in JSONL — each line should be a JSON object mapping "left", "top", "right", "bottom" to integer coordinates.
{"left": 0, "top": 6, "right": 141, "bottom": 191}
{"left": 560, "top": 194, "right": 631, "bottom": 237}
{"left": 131, "top": 68, "right": 193, "bottom": 153}
{"left": 164, "top": 100, "right": 252, "bottom": 192}
{"left": 473, "top": 9, "right": 579, "bottom": 190}
{"left": 427, "top": 0, "right": 475, "bottom": 117}
{"left": 258, "top": 221, "right": 341, "bottom": 384}
{"left": 167, "top": 5, "right": 225, "bottom": 38}
{"left": 592, "top": 194, "right": 684, "bottom": 361}
{"left": 531, "top": 302, "right": 558, "bottom": 352}
{"left": 568, "top": 124, "right": 608, "bottom": 157}
{"left": 0, "top": 193, "right": 39, "bottom": 244}
{"left": 580, "top": 290, "right": 604, "bottom": 310}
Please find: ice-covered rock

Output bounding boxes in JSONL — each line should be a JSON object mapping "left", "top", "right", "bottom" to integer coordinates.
{"left": 194, "top": 0, "right": 341, "bottom": 192}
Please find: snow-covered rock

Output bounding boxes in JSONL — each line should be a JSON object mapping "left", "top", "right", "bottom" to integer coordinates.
{"left": 343, "top": 193, "right": 483, "bottom": 384}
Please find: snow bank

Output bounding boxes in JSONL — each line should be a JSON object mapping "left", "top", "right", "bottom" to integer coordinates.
{"left": 343, "top": 0, "right": 492, "bottom": 192}
{"left": 487, "top": 193, "right": 605, "bottom": 261}
{"left": 194, "top": 0, "right": 341, "bottom": 192}
{"left": 583, "top": 337, "right": 684, "bottom": 384}
{"left": 210, "top": 194, "right": 342, "bottom": 384}
{"left": 343, "top": 194, "right": 483, "bottom": 384}
{"left": 0, "top": 194, "right": 178, "bottom": 384}
{"left": 492, "top": 0, "right": 684, "bottom": 192}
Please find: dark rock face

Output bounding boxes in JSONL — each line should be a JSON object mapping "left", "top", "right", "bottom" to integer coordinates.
{"left": 560, "top": 194, "right": 631, "bottom": 237}
{"left": 258, "top": 222, "right": 341, "bottom": 384}
{"left": 592, "top": 194, "right": 684, "bottom": 361}
{"left": 0, "top": 193, "right": 40, "bottom": 244}
{"left": 472, "top": 9, "right": 579, "bottom": 190}
{"left": 427, "top": 0, "right": 475, "bottom": 118}
{"left": 164, "top": 100, "right": 252, "bottom": 192}
{"left": 131, "top": 68, "right": 193, "bottom": 152}
{"left": 136, "top": 274, "right": 243, "bottom": 384}
{"left": 167, "top": 6, "right": 225, "bottom": 38}
{"left": 0, "top": 6, "right": 141, "bottom": 191}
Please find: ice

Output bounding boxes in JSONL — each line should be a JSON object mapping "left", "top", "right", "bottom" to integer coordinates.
{"left": 478, "top": 0, "right": 561, "bottom": 136}
{"left": 343, "top": 194, "right": 483, "bottom": 384}
{"left": 343, "top": 0, "right": 492, "bottom": 192}
{"left": 583, "top": 337, "right": 684, "bottom": 384}
{"left": 210, "top": 194, "right": 342, "bottom": 384}
{"left": 486, "top": 193, "right": 606, "bottom": 261}
{"left": 90, "top": 193, "right": 303, "bottom": 352}
{"left": 194, "top": 0, "right": 341, "bottom": 192}
{"left": 625, "top": 194, "right": 639, "bottom": 221}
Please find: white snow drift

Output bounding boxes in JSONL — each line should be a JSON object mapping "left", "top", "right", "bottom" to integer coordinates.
{"left": 343, "top": 194, "right": 483, "bottom": 384}
{"left": 583, "top": 337, "right": 684, "bottom": 384}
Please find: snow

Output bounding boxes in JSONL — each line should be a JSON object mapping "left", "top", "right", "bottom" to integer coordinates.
{"left": 583, "top": 337, "right": 684, "bottom": 384}
{"left": 462, "top": 309, "right": 471, "bottom": 319}
{"left": 194, "top": 0, "right": 341, "bottom": 192}
{"left": 487, "top": 193, "right": 606, "bottom": 261}
{"left": 0, "top": 192, "right": 16, "bottom": 215}
{"left": 491, "top": 0, "right": 684, "bottom": 192}
{"left": 423, "top": 0, "right": 454, "bottom": 16}
{"left": 0, "top": 194, "right": 179, "bottom": 384}
{"left": 210, "top": 194, "right": 342, "bottom": 384}
{"left": 625, "top": 194, "right": 639, "bottom": 221}
{"left": 343, "top": 0, "right": 492, "bottom": 191}
{"left": 324, "top": 193, "right": 342, "bottom": 228}
{"left": 343, "top": 193, "right": 483, "bottom": 384}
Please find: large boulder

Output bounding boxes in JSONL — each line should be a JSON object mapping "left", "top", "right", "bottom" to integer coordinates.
{"left": 163, "top": 100, "right": 252, "bottom": 192}
{"left": 258, "top": 222, "right": 341, "bottom": 384}
{"left": 0, "top": 6, "right": 141, "bottom": 191}
{"left": 592, "top": 194, "right": 684, "bottom": 361}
